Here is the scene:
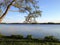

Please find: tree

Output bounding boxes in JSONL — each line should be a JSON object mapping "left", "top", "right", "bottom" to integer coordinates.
{"left": 24, "top": 10, "right": 41, "bottom": 23}
{"left": 0, "top": 0, "right": 41, "bottom": 23}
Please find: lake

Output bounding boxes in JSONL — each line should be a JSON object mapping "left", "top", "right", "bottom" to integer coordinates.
{"left": 0, "top": 24, "right": 60, "bottom": 39}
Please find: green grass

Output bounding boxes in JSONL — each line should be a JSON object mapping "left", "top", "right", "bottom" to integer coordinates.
{"left": 0, "top": 34, "right": 60, "bottom": 45}
{"left": 0, "top": 42, "right": 60, "bottom": 45}
{"left": 0, "top": 39, "right": 60, "bottom": 45}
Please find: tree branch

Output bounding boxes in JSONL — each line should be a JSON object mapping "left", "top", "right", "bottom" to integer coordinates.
{"left": 0, "top": 0, "right": 15, "bottom": 23}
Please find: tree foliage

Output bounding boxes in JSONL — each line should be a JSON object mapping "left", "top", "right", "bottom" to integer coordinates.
{"left": 0, "top": 0, "right": 41, "bottom": 23}
{"left": 24, "top": 10, "right": 41, "bottom": 23}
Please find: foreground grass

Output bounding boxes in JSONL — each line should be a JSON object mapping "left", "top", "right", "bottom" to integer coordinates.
{"left": 0, "top": 42, "right": 60, "bottom": 45}
{"left": 0, "top": 34, "right": 60, "bottom": 45}
{"left": 0, "top": 39, "right": 60, "bottom": 45}
{"left": 0, "top": 41, "right": 60, "bottom": 45}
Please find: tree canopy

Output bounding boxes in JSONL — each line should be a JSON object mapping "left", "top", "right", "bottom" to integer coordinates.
{"left": 0, "top": 0, "right": 41, "bottom": 23}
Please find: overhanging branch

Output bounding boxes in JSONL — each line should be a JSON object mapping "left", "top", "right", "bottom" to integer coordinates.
{"left": 0, "top": 0, "right": 15, "bottom": 22}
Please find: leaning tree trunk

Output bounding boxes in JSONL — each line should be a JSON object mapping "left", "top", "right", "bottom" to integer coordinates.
{"left": 0, "top": 0, "right": 15, "bottom": 23}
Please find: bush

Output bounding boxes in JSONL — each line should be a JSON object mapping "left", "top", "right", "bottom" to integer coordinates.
{"left": 44, "top": 36, "right": 59, "bottom": 42}
{"left": 11, "top": 35, "right": 24, "bottom": 39}
{"left": 26, "top": 35, "right": 33, "bottom": 39}
{"left": 0, "top": 33, "right": 4, "bottom": 38}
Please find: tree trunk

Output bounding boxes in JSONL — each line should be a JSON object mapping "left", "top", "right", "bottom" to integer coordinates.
{"left": 0, "top": 0, "right": 15, "bottom": 23}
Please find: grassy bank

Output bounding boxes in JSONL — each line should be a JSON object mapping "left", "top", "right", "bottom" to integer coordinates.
{"left": 0, "top": 34, "right": 60, "bottom": 45}
{"left": 0, "top": 39, "right": 60, "bottom": 45}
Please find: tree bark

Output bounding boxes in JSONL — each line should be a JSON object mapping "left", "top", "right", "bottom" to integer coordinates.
{"left": 0, "top": 0, "right": 15, "bottom": 23}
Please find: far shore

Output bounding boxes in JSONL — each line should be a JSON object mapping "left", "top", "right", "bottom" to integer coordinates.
{"left": 0, "top": 23, "right": 60, "bottom": 24}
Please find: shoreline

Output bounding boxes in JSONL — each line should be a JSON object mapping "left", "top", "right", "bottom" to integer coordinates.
{"left": 0, "top": 23, "right": 60, "bottom": 25}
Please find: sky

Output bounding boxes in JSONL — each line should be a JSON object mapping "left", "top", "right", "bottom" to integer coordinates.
{"left": 2, "top": 0, "right": 60, "bottom": 23}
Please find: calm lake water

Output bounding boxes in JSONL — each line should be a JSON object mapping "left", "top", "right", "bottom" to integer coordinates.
{"left": 0, "top": 24, "right": 60, "bottom": 39}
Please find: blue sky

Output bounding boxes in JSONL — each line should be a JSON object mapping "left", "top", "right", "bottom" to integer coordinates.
{"left": 2, "top": 0, "right": 60, "bottom": 23}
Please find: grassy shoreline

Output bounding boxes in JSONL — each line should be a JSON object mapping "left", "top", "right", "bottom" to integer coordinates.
{"left": 0, "top": 39, "right": 60, "bottom": 45}
{"left": 0, "top": 34, "right": 60, "bottom": 45}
